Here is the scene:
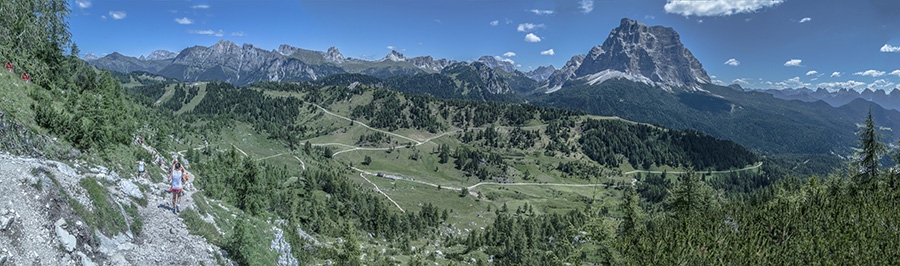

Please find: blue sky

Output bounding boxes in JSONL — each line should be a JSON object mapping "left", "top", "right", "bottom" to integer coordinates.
{"left": 69, "top": 0, "right": 900, "bottom": 91}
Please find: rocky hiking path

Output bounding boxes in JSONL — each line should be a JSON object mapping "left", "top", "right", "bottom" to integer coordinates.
{"left": 0, "top": 143, "right": 223, "bottom": 265}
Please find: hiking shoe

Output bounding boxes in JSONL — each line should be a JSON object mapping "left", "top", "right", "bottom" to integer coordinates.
{"left": 176, "top": 205, "right": 180, "bottom": 213}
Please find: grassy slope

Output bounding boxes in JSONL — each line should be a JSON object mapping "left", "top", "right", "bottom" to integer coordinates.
{"left": 0, "top": 70, "right": 37, "bottom": 129}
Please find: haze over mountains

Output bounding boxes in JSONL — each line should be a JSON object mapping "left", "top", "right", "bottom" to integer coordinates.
{"left": 88, "top": 18, "right": 900, "bottom": 157}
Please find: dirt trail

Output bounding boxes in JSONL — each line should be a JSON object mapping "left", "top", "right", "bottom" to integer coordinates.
{"left": 0, "top": 150, "right": 221, "bottom": 265}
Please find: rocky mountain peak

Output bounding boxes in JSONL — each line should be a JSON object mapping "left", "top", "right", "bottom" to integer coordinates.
{"left": 325, "top": 46, "right": 344, "bottom": 63}
{"left": 145, "top": 50, "right": 177, "bottom": 61}
{"left": 82, "top": 53, "right": 99, "bottom": 61}
{"left": 475, "top": 56, "right": 516, "bottom": 73}
{"left": 546, "top": 54, "right": 586, "bottom": 93}
{"left": 277, "top": 44, "right": 301, "bottom": 56}
{"left": 525, "top": 65, "right": 556, "bottom": 82}
{"left": 572, "top": 18, "right": 710, "bottom": 91}
{"left": 383, "top": 50, "right": 406, "bottom": 62}
{"left": 211, "top": 39, "right": 240, "bottom": 54}
{"left": 407, "top": 56, "right": 453, "bottom": 72}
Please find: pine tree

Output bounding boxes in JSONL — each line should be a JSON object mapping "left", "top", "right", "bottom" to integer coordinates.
{"left": 856, "top": 109, "right": 887, "bottom": 185}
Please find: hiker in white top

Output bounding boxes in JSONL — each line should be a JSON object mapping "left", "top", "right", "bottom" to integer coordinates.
{"left": 168, "top": 162, "right": 185, "bottom": 214}
{"left": 137, "top": 160, "right": 145, "bottom": 179}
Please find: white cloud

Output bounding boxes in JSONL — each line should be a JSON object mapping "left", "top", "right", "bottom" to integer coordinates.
{"left": 817, "top": 80, "right": 867, "bottom": 90}
{"left": 724, "top": 58, "right": 740, "bottom": 66}
{"left": 231, "top": 31, "right": 246, "bottom": 37}
{"left": 783, "top": 59, "right": 802, "bottom": 67}
{"left": 890, "top": 70, "right": 900, "bottom": 77}
{"left": 490, "top": 20, "right": 499, "bottom": 26}
{"left": 192, "top": 5, "right": 210, "bottom": 9}
{"left": 386, "top": 46, "right": 395, "bottom": 50}
{"left": 516, "top": 64, "right": 522, "bottom": 68}
{"left": 493, "top": 56, "right": 515, "bottom": 65}
{"left": 524, "top": 33, "right": 542, "bottom": 42}
{"left": 528, "top": 9, "right": 554, "bottom": 15}
{"left": 869, "top": 79, "right": 895, "bottom": 90}
{"left": 540, "top": 49, "right": 555, "bottom": 55}
{"left": 76, "top": 0, "right": 91, "bottom": 8}
{"left": 189, "top": 29, "right": 224, "bottom": 36}
{"left": 775, "top": 76, "right": 810, "bottom": 89}
{"left": 664, "top": 0, "right": 784, "bottom": 16}
{"left": 517, "top": 23, "right": 545, "bottom": 32}
{"left": 579, "top": 0, "right": 594, "bottom": 13}
{"left": 806, "top": 70, "right": 818, "bottom": 76}
{"left": 831, "top": 72, "right": 841, "bottom": 78}
{"left": 799, "top": 17, "right": 811, "bottom": 23}
{"left": 733, "top": 78, "right": 750, "bottom": 85}
{"left": 503, "top": 52, "right": 516, "bottom": 57}
{"left": 100, "top": 15, "right": 107, "bottom": 20}
{"left": 881, "top": 44, "right": 900, "bottom": 53}
{"left": 109, "top": 11, "right": 126, "bottom": 20}
{"left": 189, "top": 29, "right": 215, "bottom": 35}
{"left": 854, "top": 70, "right": 886, "bottom": 77}
{"left": 174, "top": 17, "right": 193, "bottom": 25}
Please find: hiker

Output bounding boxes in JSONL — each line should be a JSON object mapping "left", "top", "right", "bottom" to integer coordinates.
{"left": 21, "top": 72, "right": 30, "bottom": 83}
{"left": 137, "top": 160, "right": 145, "bottom": 179}
{"left": 168, "top": 162, "right": 185, "bottom": 214}
{"left": 5, "top": 62, "right": 11, "bottom": 72}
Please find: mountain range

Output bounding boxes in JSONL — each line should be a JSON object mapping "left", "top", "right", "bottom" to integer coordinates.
{"left": 88, "top": 18, "right": 900, "bottom": 158}
{"left": 761, "top": 87, "right": 900, "bottom": 111}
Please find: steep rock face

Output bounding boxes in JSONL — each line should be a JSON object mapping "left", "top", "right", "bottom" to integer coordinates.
{"left": 472, "top": 62, "right": 513, "bottom": 94}
{"left": 145, "top": 50, "right": 177, "bottom": 61}
{"left": 324, "top": 46, "right": 344, "bottom": 64}
{"left": 572, "top": 18, "right": 710, "bottom": 91}
{"left": 407, "top": 56, "right": 453, "bottom": 72}
{"left": 546, "top": 54, "right": 585, "bottom": 93}
{"left": 524, "top": 65, "right": 556, "bottom": 82}
{"left": 440, "top": 62, "right": 513, "bottom": 94}
{"left": 382, "top": 50, "right": 406, "bottom": 62}
{"left": 475, "top": 56, "right": 516, "bottom": 73}
{"left": 160, "top": 40, "right": 344, "bottom": 85}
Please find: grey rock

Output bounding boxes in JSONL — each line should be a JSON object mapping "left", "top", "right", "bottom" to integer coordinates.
{"left": 324, "top": 47, "right": 345, "bottom": 64}
{"left": 270, "top": 226, "right": 298, "bottom": 266}
{"left": 77, "top": 251, "right": 97, "bottom": 266}
{"left": 145, "top": 50, "right": 177, "bottom": 61}
{"left": 382, "top": 50, "right": 406, "bottom": 62}
{"left": 55, "top": 218, "right": 66, "bottom": 228}
{"left": 546, "top": 55, "right": 586, "bottom": 93}
{"left": 118, "top": 180, "right": 143, "bottom": 199}
{"left": 56, "top": 224, "right": 77, "bottom": 252}
{"left": 0, "top": 216, "right": 12, "bottom": 231}
{"left": 475, "top": 56, "right": 516, "bottom": 73}
{"left": 572, "top": 18, "right": 710, "bottom": 91}
{"left": 524, "top": 65, "right": 556, "bottom": 82}
{"left": 407, "top": 56, "right": 453, "bottom": 72}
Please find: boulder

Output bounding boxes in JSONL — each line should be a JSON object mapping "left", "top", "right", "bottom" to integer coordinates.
{"left": 118, "top": 180, "right": 143, "bottom": 199}
{"left": 56, "top": 222, "right": 77, "bottom": 252}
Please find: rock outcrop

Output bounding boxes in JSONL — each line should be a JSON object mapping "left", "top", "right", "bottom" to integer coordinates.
{"left": 573, "top": 18, "right": 710, "bottom": 91}
{"left": 524, "top": 65, "right": 556, "bottom": 82}
{"left": 475, "top": 56, "right": 516, "bottom": 73}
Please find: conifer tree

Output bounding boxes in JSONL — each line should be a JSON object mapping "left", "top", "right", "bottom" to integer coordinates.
{"left": 856, "top": 109, "right": 886, "bottom": 185}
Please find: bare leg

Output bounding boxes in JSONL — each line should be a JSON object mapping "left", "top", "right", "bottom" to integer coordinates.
{"left": 172, "top": 192, "right": 177, "bottom": 213}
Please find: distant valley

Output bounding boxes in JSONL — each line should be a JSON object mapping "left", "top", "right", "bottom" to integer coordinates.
{"left": 91, "top": 18, "right": 900, "bottom": 160}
